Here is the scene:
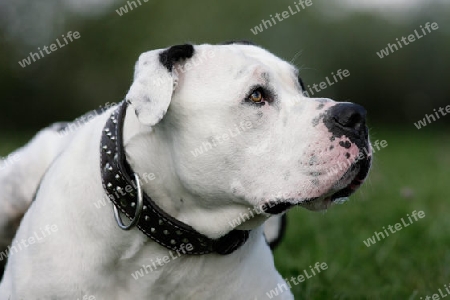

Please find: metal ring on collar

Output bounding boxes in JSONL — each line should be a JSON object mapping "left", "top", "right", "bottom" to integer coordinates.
{"left": 113, "top": 173, "right": 144, "bottom": 230}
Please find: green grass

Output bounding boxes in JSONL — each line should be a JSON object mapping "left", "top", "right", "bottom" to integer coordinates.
{"left": 274, "top": 129, "right": 450, "bottom": 299}
{"left": 1, "top": 128, "right": 449, "bottom": 299}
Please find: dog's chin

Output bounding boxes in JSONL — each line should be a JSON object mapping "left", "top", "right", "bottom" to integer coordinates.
{"left": 262, "top": 157, "right": 372, "bottom": 214}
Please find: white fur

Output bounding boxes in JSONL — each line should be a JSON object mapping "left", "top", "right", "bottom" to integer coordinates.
{"left": 0, "top": 44, "right": 368, "bottom": 299}
{"left": 0, "top": 124, "right": 72, "bottom": 254}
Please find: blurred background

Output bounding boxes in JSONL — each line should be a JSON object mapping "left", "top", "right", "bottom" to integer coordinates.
{"left": 0, "top": 0, "right": 449, "bottom": 299}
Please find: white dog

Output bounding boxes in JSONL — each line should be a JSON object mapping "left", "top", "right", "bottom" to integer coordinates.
{"left": 0, "top": 42, "right": 371, "bottom": 299}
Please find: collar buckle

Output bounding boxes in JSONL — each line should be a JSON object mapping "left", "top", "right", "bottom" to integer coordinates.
{"left": 113, "top": 173, "right": 144, "bottom": 230}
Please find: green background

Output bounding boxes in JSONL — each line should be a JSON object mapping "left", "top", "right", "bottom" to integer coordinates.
{"left": 1, "top": 0, "right": 449, "bottom": 299}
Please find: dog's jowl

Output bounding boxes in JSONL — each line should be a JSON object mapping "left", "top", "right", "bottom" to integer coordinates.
{"left": 0, "top": 42, "right": 371, "bottom": 300}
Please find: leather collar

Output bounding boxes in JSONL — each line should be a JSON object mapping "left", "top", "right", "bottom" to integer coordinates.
{"left": 100, "top": 101, "right": 250, "bottom": 255}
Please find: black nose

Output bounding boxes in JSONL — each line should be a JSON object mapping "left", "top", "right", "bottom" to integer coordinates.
{"left": 330, "top": 103, "right": 366, "bottom": 131}
{"left": 324, "top": 103, "right": 367, "bottom": 141}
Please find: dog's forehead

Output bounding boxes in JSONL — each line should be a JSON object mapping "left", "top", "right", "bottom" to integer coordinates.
{"left": 194, "top": 44, "right": 299, "bottom": 85}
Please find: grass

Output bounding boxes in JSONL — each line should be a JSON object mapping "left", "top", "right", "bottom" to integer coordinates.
{"left": 1, "top": 128, "right": 449, "bottom": 299}
{"left": 274, "top": 128, "right": 450, "bottom": 299}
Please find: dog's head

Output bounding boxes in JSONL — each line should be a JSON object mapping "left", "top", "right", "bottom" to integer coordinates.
{"left": 126, "top": 42, "right": 371, "bottom": 233}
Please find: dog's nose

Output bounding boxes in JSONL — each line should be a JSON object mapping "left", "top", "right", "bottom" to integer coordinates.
{"left": 325, "top": 103, "right": 367, "bottom": 140}
{"left": 330, "top": 103, "right": 366, "bottom": 131}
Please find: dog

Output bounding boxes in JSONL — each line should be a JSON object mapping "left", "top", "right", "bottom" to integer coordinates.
{"left": 0, "top": 118, "right": 287, "bottom": 281}
{"left": 0, "top": 42, "right": 371, "bottom": 299}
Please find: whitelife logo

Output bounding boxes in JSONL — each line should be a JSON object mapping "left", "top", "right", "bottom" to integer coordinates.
{"left": 376, "top": 22, "right": 439, "bottom": 59}
{"left": 58, "top": 102, "right": 118, "bottom": 137}
{"left": 0, "top": 153, "right": 21, "bottom": 170}
{"left": 265, "top": 262, "right": 328, "bottom": 298}
{"left": 250, "top": 0, "right": 313, "bottom": 35}
{"left": 363, "top": 210, "right": 425, "bottom": 247}
{"left": 93, "top": 172, "right": 156, "bottom": 209}
{"left": 0, "top": 225, "right": 58, "bottom": 261}
{"left": 131, "top": 243, "right": 194, "bottom": 280}
{"left": 190, "top": 121, "right": 254, "bottom": 158}
{"left": 420, "top": 283, "right": 450, "bottom": 300}
{"left": 326, "top": 140, "right": 387, "bottom": 177}
{"left": 413, "top": 104, "right": 450, "bottom": 130}
{"left": 18, "top": 31, "right": 81, "bottom": 68}
{"left": 116, "top": 0, "right": 150, "bottom": 16}
{"left": 303, "top": 69, "right": 350, "bottom": 97}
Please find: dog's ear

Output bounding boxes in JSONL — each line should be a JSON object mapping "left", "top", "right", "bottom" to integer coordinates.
{"left": 126, "top": 44, "right": 195, "bottom": 126}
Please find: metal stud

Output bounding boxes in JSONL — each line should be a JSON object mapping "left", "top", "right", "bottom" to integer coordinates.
{"left": 107, "top": 183, "right": 113, "bottom": 188}
{"left": 170, "top": 240, "right": 176, "bottom": 245}
{"left": 182, "top": 238, "right": 189, "bottom": 244}
{"left": 106, "top": 150, "right": 112, "bottom": 155}
{"left": 131, "top": 202, "right": 136, "bottom": 207}
{"left": 115, "top": 174, "right": 121, "bottom": 180}
{"left": 176, "top": 230, "right": 182, "bottom": 235}
{"left": 116, "top": 187, "right": 123, "bottom": 192}
{"left": 151, "top": 228, "right": 156, "bottom": 233}
{"left": 110, "top": 136, "right": 116, "bottom": 141}
{"left": 163, "top": 230, "right": 169, "bottom": 235}
{"left": 103, "top": 145, "right": 108, "bottom": 150}
{"left": 143, "top": 206, "right": 147, "bottom": 211}
{"left": 145, "top": 216, "right": 150, "bottom": 221}
{"left": 158, "top": 220, "right": 163, "bottom": 225}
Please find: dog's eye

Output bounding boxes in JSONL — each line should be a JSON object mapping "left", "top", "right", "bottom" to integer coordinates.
{"left": 248, "top": 89, "right": 264, "bottom": 103}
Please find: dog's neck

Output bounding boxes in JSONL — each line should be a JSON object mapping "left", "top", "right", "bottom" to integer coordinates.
{"left": 121, "top": 104, "right": 267, "bottom": 240}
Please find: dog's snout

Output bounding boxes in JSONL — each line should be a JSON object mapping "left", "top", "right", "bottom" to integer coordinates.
{"left": 331, "top": 103, "right": 366, "bottom": 131}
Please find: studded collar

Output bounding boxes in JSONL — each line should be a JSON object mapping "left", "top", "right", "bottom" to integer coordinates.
{"left": 100, "top": 101, "right": 250, "bottom": 255}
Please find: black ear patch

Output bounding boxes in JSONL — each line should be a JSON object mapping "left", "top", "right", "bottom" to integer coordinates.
{"left": 159, "top": 44, "right": 195, "bottom": 71}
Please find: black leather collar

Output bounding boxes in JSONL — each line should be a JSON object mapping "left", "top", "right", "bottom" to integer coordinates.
{"left": 100, "top": 101, "right": 250, "bottom": 255}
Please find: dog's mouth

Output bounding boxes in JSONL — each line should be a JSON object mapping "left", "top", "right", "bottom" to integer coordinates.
{"left": 262, "top": 154, "right": 372, "bottom": 214}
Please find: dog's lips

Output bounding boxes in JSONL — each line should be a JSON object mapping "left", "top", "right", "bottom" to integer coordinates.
{"left": 262, "top": 155, "right": 372, "bottom": 214}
